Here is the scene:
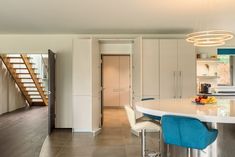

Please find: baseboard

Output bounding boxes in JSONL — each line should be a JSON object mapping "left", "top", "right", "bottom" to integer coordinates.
{"left": 72, "top": 128, "right": 102, "bottom": 136}
{"left": 72, "top": 128, "right": 92, "bottom": 133}
{"left": 92, "top": 128, "right": 102, "bottom": 136}
{"left": 103, "top": 106, "right": 124, "bottom": 109}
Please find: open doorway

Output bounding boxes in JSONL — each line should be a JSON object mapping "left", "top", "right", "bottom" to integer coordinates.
{"left": 101, "top": 55, "right": 131, "bottom": 126}
{"left": 0, "top": 50, "right": 55, "bottom": 157}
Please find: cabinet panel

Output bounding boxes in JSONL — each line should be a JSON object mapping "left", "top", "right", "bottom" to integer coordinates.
{"left": 92, "top": 38, "right": 101, "bottom": 97}
{"left": 178, "top": 40, "right": 196, "bottom": 98}
{"left": 92, "top": 96, "right": 101, "bottom": 130}
{"left": 73, "top": 39, "right": 91, "bottom": 95}
{"left": 73, "top": 96, "right": 92, "bottom": 132}
{"left": 160, "top": 39, "right": 178, "bottom": 99}
{"left": 142, "top": 39, "right": 159, "bottom": 96}
{"left": 132, "top": 37, "right": 142, "bottom": 101}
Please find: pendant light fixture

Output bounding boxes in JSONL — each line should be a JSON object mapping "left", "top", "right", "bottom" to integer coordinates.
{"left": 185, "top": 0, "right": 234, "bottom": 47}
{"left": 186, "top": 30, "right": 234, "bottom": 47}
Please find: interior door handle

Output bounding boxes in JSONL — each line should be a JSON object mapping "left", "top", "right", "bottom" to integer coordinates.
{"left": 180, "top": 71, "right": 183, "bottom": 98}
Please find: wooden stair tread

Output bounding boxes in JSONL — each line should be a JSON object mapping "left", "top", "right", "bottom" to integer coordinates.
{"left": 13, "top": 67, "right": 37, "bottom": 70}
{"left": 10, "top": 62, "right": 25, "bottom": 64}
{"left": 7, "top": 57, "right": 31, "bottom": 59}
{"left": 16, "top": 77, "right": 32, "bottom": 79}
{"left": 19, "top": 82, "right": 42, "bottom": 84}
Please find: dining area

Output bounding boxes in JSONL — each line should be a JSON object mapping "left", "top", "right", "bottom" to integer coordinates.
{"left": 125, "top": 98, "right": 235, "bottom": 157}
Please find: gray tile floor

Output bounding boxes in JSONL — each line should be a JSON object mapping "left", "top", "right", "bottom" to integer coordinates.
{"left": 40, "top": 108, "right": 160, "bottom": 157}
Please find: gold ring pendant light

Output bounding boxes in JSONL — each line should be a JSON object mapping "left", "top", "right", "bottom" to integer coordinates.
{"left": 186, "top": 30, "right": 234, "bottom": 47}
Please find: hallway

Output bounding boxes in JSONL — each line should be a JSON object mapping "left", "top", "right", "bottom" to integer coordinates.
{"left": 40, "top": 108, "right": 158, "bottom": 157}
{"left": 0, "top": 106, "right": 48, "bottom": 157}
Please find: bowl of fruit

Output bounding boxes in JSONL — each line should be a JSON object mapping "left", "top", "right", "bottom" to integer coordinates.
{"left": 194, "top": 96, "right": 217, "bottom": 105}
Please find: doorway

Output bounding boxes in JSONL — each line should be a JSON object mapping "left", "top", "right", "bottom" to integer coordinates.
{"left": 101, "top": 55, "right": 130, "bottom": 124}
{"left": 0, "top": 51, "right": 55, "bottom": 157}
{"left": 0, "top": 50, "right": 56, "bottom": 134}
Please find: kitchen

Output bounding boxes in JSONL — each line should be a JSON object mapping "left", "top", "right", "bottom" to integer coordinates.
{"left": 1, "top": 0, "right": 235, "bottom": 157}
{"left": 197, "top": 48, "right": 235, "bottom": 98}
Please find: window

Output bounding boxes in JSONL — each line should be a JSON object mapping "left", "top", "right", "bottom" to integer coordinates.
{"left": 217, "top": 55, "right": 232, "bottom": 86}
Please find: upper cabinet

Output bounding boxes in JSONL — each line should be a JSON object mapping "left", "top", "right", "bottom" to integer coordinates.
{"left": 73, "top": 39, "right": 92, "bottom": 96}
{"left": 142, "top": 39, "right": 160, "bottom": 99}
{"left": 160, "top": 39, "right": 196, "bottom": 99}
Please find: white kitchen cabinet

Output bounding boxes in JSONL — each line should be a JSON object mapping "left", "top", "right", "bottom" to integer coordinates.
{"left": 132, "top": 37, "right": 142, "bottom": 102}
{"left": 72, "top": 38, "right": 101, "bottom": 132}
{"left": 178, "top": 39, "right": 196, "bottom": 98}
{"left": 142, "top": 39, "right": 160, "bottom": 99}
{"left": 160, "top": 39, "right": 178, "bottom": 98}
{"left": 160, "top": 39, "right": 196, "bottom": 99}
{"left": 73, "top": 39, "right": 91, "bottom": 96}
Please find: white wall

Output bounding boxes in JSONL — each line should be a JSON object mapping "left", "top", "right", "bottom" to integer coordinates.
{"left": 196, "top": 38, "right": 235, "bottom": 56}
{"left": 0, "top": 61, "right": 26, "bottom": 114}
{"left": 0, "top": 35, "right": 74, "bottom": 128}
{"left": 100, "top": 42, "right": 132, "bottom": 54}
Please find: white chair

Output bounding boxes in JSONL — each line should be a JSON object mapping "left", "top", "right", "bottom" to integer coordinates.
{"left": 124, "top": 105, "right": 161, "bottom": 157}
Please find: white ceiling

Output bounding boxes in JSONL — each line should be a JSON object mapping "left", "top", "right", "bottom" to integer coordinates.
{"left": 0, "top": 0, "right": 235, "bottom": 34}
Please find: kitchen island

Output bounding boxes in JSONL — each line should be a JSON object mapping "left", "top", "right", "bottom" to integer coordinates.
{"left": 136, "top": 98, "right": 235, "bottom": 157}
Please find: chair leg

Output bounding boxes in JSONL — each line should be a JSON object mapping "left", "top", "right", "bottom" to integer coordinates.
{"left": 187, "top": 148, "right": 191, "bottom": 157}
{"left": 141, "top": 129, "right": 146, "bottom": 157}
{"left": 167, "top": 144, "right": 170, "bottom": 157}
{"left": 158, "top": 131, "right": 161, "bottom": 156}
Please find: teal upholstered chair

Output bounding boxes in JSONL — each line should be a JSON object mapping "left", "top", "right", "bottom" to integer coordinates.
{"left": 161, "top": 115, "right": 218, "bottom": 156}
{"left": 141, "top": 98, "right": 161, "bottom": 121}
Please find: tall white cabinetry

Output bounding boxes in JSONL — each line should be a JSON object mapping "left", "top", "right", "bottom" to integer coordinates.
{"left": 132, "top": 37, "right": 142, "bottom": 103}
{"left": 142, "top": 39, "right": 160, "bottom": 99}
{"left": 159, "top": 39, "right": 196, "bottom": 99}
{"left": 72, "top": 38, "right": 101, "bottom": 133}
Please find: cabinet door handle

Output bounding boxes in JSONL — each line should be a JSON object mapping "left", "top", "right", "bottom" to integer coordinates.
{"left": 179, "top": 71, "right": 182, "bottom": 98}
{"left": 173, "top": 71, "right": 177, "bottom": 98}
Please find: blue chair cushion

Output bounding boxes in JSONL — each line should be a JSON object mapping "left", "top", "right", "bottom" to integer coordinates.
{"left": 162, "top": 115, "right": 218, "bottom": 150}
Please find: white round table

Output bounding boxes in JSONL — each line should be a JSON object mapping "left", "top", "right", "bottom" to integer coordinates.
{"left": 135, "top": 98, "right": 235, "bottom": 157}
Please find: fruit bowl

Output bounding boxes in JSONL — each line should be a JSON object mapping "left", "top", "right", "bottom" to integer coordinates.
{"left": 193, "top": 96, "right": 217, "bottom": 105}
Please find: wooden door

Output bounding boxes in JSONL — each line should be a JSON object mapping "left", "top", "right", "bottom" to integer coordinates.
{"left": 159, "top": 40, "right": 178, "bottom": 99}
{"left": 119, "top": 56, "right": 130, "bottom": 106}
{"left": 102, "top": 56, "right": 130, "bottom": 107}
{"left": 103, "top": 56, "right": 120, "bottom": 107}
{"left": 48, "top": 49, "right": 56, "bottom": 134}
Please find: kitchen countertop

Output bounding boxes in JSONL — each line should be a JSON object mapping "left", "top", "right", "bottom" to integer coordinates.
{"left": 135, "top": 98, "right": 235, "bottom": 123}
{"left": 197, "top": 93, "right": 235, "bottom": 96}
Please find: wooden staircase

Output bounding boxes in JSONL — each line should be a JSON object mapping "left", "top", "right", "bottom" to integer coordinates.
{"left": 0, "top": 54, "right": 48, "bottom": 106}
